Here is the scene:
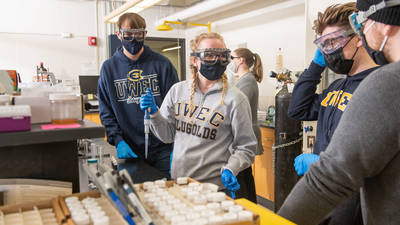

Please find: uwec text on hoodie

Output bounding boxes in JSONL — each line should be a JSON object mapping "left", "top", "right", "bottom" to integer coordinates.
{"left": 288, "top": 61, "right": 378, "bottom": 154}
{"left": 149, "top": 80, "right": 257, "bottom": 189}
{"left": 98, "top": 46, "right": 179, "bottom": 156}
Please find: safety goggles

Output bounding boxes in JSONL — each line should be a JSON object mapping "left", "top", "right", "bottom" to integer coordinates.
{"left": 349, "top": 0, "right": 400, "bottom": 36}
{"left": 190, "top": 48, "right": 231, "bottom": 65}
{"left": 119, "top": 28, "right": 147, "bottom": 42}
{"left": 313, "top": 29, "right": 355, "bottom": 54}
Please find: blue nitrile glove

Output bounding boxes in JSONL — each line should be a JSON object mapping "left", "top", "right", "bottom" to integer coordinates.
{"left": 221, "top": 169, "right": 240, "bottom": 192}
{"left": 169, "top": 150, "right": 173, "bottom": 175}
{"left": 294, "top": 153, "right": 320, "bottom": 176}
{"left": 116, "top": 140, "right": 138, "bottom": 159}
{"left": 140, "top": 88, "right": 158, "bottom": 114}
{"left": 313, "top": 48, "right": 326, "bottom": 68}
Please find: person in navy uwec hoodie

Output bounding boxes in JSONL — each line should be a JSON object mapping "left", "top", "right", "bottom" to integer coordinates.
{"left": 287, "top": 3, "right": 378, "bottom": 225}
{"left": 98, "top": 13, "right": 179, "bottom": 175}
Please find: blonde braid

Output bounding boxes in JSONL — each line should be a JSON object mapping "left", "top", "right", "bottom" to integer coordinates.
{"left": 189, "top": 66, "right": 198, "bottom": 117}
{"left": 221, "top": 73, "right": 228, "bottom": 105}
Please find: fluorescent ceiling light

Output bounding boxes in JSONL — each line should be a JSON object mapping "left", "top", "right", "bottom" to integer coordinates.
{"left": 105, "top": 0, "right": 163, "bottom": 23}
{"left": 162, "top": 46, "right": 181, "bottom": 52}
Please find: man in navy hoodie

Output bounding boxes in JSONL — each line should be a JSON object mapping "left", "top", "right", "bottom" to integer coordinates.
{"left": 287, "top": 3, "right": 378, "bottom": 225}
{"left": 98, "top": 13, "right": 179, "bottom": 174}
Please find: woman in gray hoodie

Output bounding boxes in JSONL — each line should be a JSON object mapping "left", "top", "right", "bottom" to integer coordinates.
{"left": 227, "top": 48, "right": 264, "bottom": 202}
{"left": 140, "top": 32, "right": 257, "bottom": 193}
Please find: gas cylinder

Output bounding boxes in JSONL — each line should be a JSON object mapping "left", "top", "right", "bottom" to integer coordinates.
{"left": 274, "top": 83, "right": 302, "bottom": 212}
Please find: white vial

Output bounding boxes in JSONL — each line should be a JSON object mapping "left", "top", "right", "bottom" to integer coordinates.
{"left": 155, "top": 179, "right": 166, "bottom": 188}
{"left": 170, "top": 215, "right": 186, "bottom": 224}
{"left": 200, "top": 210, "right": 216, "bottom": 218}
{"left": 177, "top": 177, "right": 188, "bottom": 185}
{"left": 204, "top": 183, "right": 219, "bottom": 192}
{"left": 207, "top": 202, "right": 221, "bottom": 212}
{"left": 188, "top": 182, "right": 200, "bottom": 189}
{"left": 238, "top": 210, "right": 253, "bottom": 222}
{"left": 187, "top": 191, "right": 199, "bottom": 200}
{"left": 223, "top": 212, "right": 238, "bottom": 223}
{"left": 92, "top": 215, "right": 109, "bottom": 225}
{"left": 144, "top": 193, "right": 156, "bottom": 199}
{"left": 208, "top": 215, "right": 224, "bottom": 225}
{"left": 65, "top": 196, "right": 79, "bottom": 203}
{"left": 173, "top": 203, "right": 186, "bottom": 210}
{"left": 229, "top": 205, "right": 243, "bottom": 214}
{"left": 157, "top": 206, "right": 171, "bottom": 217}
{"left": 221, "top": 200, "right": 235, "bottom": 211}
{"left": 194, "top": 195, "right": 207, "bottom": 205}
{"left": 212, "top": 192, "right": 226, "bottom": 202}
{"left": 72, "top": 213, "right": 90, "bottom": 225}
{"left": 192, "top": 218, "right": 208, "bottom": 225}
{"left": 164, "top": 210, "right": 178, "bottom": 221}
{"left": 193, "top": 205, "right": 207, "bottom": 212}
{"left": 143, "top": 181, "right": 154, "bottom": 190}
{"left": 185, "top": 212, "right": 201, "bottom": 220}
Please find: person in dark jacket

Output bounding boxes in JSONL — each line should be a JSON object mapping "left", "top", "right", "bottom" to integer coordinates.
{"left": 98, "top": 13, "right": 179, "bottom": 174}
{"left": 287, "top": 3, "right": 378, "bottom": 225}
{"left": 278, "top": 0, "right": 400, "bottom": 224}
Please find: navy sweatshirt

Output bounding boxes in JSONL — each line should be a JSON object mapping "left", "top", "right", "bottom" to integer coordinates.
{"left": 288, "top": 61, "right": 378, "bottom": 155}
{"left": 98, "top": 46, "right": 179, "bottom": 156}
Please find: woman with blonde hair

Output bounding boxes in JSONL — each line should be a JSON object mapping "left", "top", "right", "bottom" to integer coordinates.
{"left": 227, "top": 48, "right": 263, "bottom": 202}
{"left": 140, "top": 32, "right": 257, "bottom": 193}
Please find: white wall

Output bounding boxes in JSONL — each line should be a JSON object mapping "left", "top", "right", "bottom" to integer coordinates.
{"left": 185, "top": 0, "right": 306, "bottom": 110}
{"left": 0, "top": 0, "right": 99, "bottom": 83}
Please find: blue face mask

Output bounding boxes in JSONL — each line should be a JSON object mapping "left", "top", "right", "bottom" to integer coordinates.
{"left": 122, "top": 39, "right": 144, "bottom": 55}
{"left": 199, "top": 61, "right": 227, "bottom": 81}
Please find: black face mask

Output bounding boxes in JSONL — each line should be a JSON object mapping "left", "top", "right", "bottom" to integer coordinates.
{"left": 122, "top": 39, "right": 144, "bottom": 55}
{"left": 323, "top": 46, "right": 359, "bottom": 75}
{"left": 361, "top": 33, "right": 389, "bottom": 65}
{"left": 199, "top": 61, "right": 227, "bottom": 81}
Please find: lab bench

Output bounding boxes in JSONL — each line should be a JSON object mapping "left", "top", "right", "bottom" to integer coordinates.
{"left": 0, "top": 120, "right": 105, "bottom": 193}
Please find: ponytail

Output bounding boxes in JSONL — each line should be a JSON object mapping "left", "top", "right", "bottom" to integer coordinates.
{"left": 252, "top": 53, "right": 263, "bottom": 83}
{"left": 234, "top": 48, "right": 263, "bottom": 83}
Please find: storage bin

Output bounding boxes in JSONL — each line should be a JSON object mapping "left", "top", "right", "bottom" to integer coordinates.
{"left": 0, "top": 105, "right": 31, "bottom": 132}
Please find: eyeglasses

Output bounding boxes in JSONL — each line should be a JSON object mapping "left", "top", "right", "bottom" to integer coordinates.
{"left": 190, "top": 48, "right": 231, "bottom": 66}
{"left": 313, "top": 29, "right": 355, "bottom": 54}
{"left": 119, "top": 28, "right": 147, "bottom": 42}
{"left": 230, "top": 56, "right": 240, "bottom": 60}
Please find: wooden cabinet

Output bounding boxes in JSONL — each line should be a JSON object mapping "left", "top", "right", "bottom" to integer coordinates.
{"left": 252, "top": 127, "right": 275, "bottom": 201}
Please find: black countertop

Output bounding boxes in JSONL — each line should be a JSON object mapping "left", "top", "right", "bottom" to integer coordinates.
{"left": 0, "top": 120, "right": 105, "bottom": 147}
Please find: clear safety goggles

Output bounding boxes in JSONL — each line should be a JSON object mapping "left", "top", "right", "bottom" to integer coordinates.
{"left": 349, "top": 0, "right": 400, "bottom": 36}
{"left": 313, "top": 29, "right": 355, "bottom": 54}
{"left": 190, "top": 48, "right": 231, "bottom": 66}
{"left": 119, "top": 28, "right": 147, "bottom": 42}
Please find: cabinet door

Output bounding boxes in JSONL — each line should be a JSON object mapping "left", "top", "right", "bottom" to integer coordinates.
{"left": 254, "top": 127, "right": 275, "bottom": 201}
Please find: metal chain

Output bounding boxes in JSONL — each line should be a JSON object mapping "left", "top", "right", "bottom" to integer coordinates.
{"left": 272, "top": 135, "right": 303, "bottom": 150}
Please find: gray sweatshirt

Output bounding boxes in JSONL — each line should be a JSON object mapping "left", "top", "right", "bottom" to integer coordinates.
{"left": 277, "top": 61, "right": 400, "bottom": 225}
{"left": 150, "top": 79, "right": 257, "bottom": 189}
{"left": 234, "top": 72, "right": 263, "bottom": 155}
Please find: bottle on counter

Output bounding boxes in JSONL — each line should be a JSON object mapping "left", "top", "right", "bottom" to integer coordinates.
{"left": 276, "top": 48, "right": 283, "bottom": 72}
